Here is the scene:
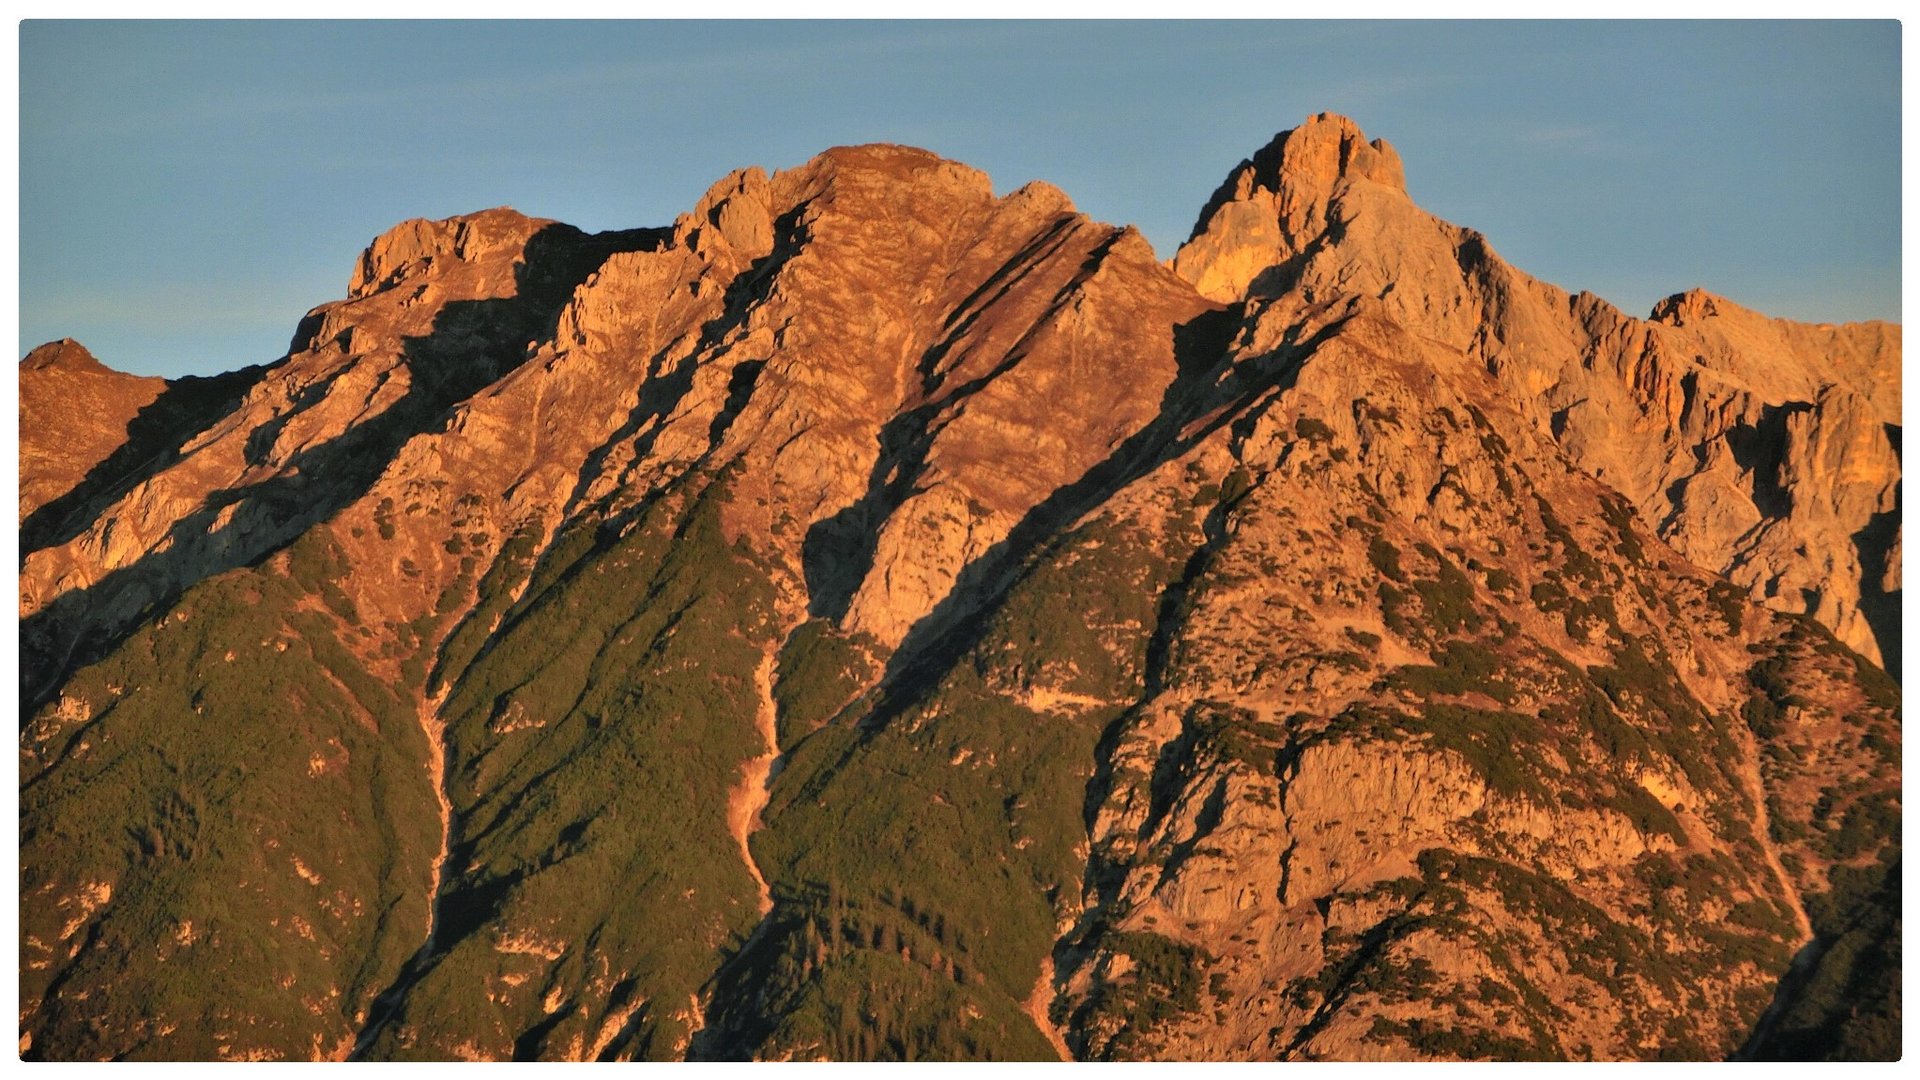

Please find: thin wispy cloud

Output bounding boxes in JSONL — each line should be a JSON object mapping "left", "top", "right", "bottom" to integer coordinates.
{"left": 1314, "top": 72, "right": 1466, "bottom": 110}
{"left": 1514, "top": 122, "right": 1648, "bottom": 159}
{"left": 37, "top": 24, "right": 1064, "bottom": 139}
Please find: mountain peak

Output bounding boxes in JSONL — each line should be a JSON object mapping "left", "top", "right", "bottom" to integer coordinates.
{"left": 21, "top": 338, "right": 113, "bottom": 374}
{"left": 348, "top": 207, "right": 555, "bottom": 299}
{"left": 1184, "top": 113, "right": 1406, "bottom": 241}
{"left": 16, "top": 117, "right": 1902, "bottom": 1064}
{"left": 1245, "top": 112, "right": 1407, "bottom": 200}
{"left": 793, "top": 142, "right": 998, "bottom": 209}
{"left": 18, "top": 338, "right": 170, "bottom": 522}
{"left": 813, "top": 141, "right": 971, "bottom": 172}
{"left": 1173, "top": 113, "right": 1409, "bottom": 302}
{"left": 1648, "top": 287, "right": 1729, "bottom": 326}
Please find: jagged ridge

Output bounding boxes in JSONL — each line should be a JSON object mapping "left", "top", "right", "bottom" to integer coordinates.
{"left": 18, "top": 115, "right": 1899, "bottom": 1062}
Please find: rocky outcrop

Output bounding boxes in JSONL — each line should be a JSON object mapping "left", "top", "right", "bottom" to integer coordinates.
{"left": 19, "top": 117, "right": 1899, "bottom": 1062}
{"left": 18, "top": 339, "right": 166, "bottom": 518}
{"left": 18, "top": 210, "right": 660, "bottom": 707}
{"left": 1047, "top": 292, "right": 1896, "bottom": 1061}
{"left": 1174, "top": 112, "right": 1406, "bottom": 303}
{"left": 1173, "top": 114, "right": 1902, "bottom": 671}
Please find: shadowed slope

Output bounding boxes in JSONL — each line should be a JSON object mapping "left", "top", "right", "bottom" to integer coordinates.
{"left": 18, "top": 121, "right": 1899, "bottom": 1062}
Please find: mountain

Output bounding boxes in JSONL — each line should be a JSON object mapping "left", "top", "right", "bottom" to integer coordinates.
{"left": 17, "top": 114, "right": 1900, "bottom": 1061}
{"left": 19, "top": 339, "right": 167, "bottom": 520}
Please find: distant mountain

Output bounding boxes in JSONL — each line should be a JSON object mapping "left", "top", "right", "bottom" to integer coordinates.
{"left": 19, "top": 339, "right": 166, "bottom": 520}
{"left": 18, "top": 114, "right": 1899, "bottom": 1061}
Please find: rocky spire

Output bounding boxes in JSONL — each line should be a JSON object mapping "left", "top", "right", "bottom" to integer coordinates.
{"left": 1174, "top": 112, "right": 1407, "bottom": 302}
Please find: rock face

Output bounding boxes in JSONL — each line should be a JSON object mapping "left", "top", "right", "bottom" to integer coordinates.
{"left": 18, "top": 117, "right": 1899, "bottom": 1062}
{"left": 18, "top": 339, "right": 166, "bottom": 519}
{"left": 1177, "top": 114, "right": 1902, "bottom": 672}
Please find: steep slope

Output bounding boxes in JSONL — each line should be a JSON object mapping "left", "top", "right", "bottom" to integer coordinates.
{"left": 18, "top": 210, "right": 660, "bottom": 710}
{"left": 1035, "top": 293, "right": 1897, "bottom": 1060}
{"left": 1175, "top": 113, "right": 1901, "bottom": 673}
{"left": 20, "top": 145, "right": 1216, "bottom": 1061}
{"left": 18, "top": 340, "right": 166, "bottom": 519}
{"left": 19, "top": 117, "right": 1899, "bottom": 1061}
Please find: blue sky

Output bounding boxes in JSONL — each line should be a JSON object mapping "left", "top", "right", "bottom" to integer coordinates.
{"left": 19, "top": 20, "right": 1902, "bottom": 378}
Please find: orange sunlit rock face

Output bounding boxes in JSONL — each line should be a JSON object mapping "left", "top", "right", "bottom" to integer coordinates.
{"left": 18, "top": 115, "right": 1899, "bottom": 1062}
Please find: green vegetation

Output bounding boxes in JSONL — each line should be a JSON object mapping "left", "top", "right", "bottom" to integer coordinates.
{"left": 1423, "top": 847, "right": 1792, "bottom": 1050}
{"left": 1530, "top": 495, "right": 1604, "bottom": 585}
{"left": 773, "top": 620, "right": 878, "bottom": 746}
{"left": 761, "top": 944, "right": 1057, "bottom": 1060}
{"left": 1751, "top": 856, "right": 1902, "bottom": 1061}
{"left": 1288, "top": 861, "right": 1566, "bottom": 1060}
{"left": 1321, "top": 701, "right": 1546, "bottom": 799}
{"left": 977, "top": 515, "right": 1173, "bottom": 705}
{"left": 1218, "top": 464, "right": 1254, "bottom": 506}
{"left": 1608, "top": 781, "right": 1687, "bottom": 847}
{"left": 1596, "top": 493, "right": 1647, "bottom": 566}
{"left": 1344, "top": 627, "right": 1382, "bottom": 651}
{"left": 1528, "top": 569, "right": 1621, "bottom": 641}
{"left": 23, "top": 356, "right": 1902, "bottom": 1063}
{"left": 1367, "top": 536, "right": 1405, "bottom": 582}
{"left": 20, "top": 528, "right": 439, "bottom": 1060}
{"left": 1074, "top": 931, "right": 1210, "bottom": 1056}
{"left": 1382, "top": 641, "right": 1517, "bottom": 706}
{"left": 373, "top": 467, "right": 781, "bottom": 1059}
{"left": 431, "top": 524, "right": 543, "bottom": 693}
{"left": 1182, "top": 701, "right": 1289, "bottom": 776}
{"left": 1294, "top": 416, "right": 1336, "bottom": 444}
{"left": 1400, "top": 549, "right": 1483, "bottom": 638}
{"left": 1379, "top": 582, "right": 1413, "bottom": 637}
{"left": 1367, "top": 1017, "right": 1546, "bottom": 1061}
{"left": 746, "top": 662, "right": 1097, "bottom": 1051}
{"left": 727, "top": 510, "right": 1186, "bottom": 1059}
{"left": 1821, "top": 792, "right": 1899, "bottom": 863}
{"left": 1786, "top": 614, "right": 1901, "bottom": 713}
{"left": 1707, "top": 580, "right": 1746, "bottom": 634}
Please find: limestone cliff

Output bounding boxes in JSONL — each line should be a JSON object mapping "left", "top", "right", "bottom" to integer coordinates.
{"left": 18, "top": 116, "right": 1899, "bottom": 1062}
{"left": 18, "top": 339, "right": 166, "bottom": 519}
{"left": 1176, "top": 113, "right": 1901, "bottom": 671}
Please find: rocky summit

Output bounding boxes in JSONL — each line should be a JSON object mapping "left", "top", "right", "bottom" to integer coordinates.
{"left": 17, "top": 114, "right": 1900, "bottom": 1061}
